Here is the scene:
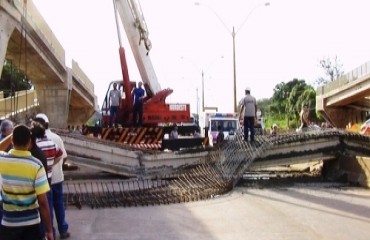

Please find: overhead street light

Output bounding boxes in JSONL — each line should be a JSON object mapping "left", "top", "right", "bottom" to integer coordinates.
{"left": 195, "top": 1, "right": 270, "bottom": 113}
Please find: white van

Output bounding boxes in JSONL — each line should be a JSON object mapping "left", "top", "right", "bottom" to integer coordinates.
{"left": 205, "top": 113, "right": 240, "bottom": 146}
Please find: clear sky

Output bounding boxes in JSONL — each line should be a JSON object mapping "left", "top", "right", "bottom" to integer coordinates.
{"left": 32, "top": 0, "right": 370, "bottom": 114}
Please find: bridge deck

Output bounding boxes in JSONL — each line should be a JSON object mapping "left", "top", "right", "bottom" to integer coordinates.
{"left": 316, "top": 61, "right": 370, "bottom": 128}
{"left": 62, "top": 129, "right": 370, "bottom": 208}
{"left": 0, "top": 0, "right": 96, "bottom": 127}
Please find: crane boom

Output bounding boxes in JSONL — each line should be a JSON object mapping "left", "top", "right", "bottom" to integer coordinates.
{"left": 100, "top": 0, "right": 192, "bottom": 128}
{"left": 115, "top": 0, "right": 161, "bottom": 97}
{"left": 88, "top": 0, "right": 198, "bottom": 148}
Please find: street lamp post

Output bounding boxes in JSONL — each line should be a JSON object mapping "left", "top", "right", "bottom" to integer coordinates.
{"left": 232, "top": 26, "right": 237, "bottom": 113}
{"left": 181, "top": 56, "right": 223, "bottom": 113}
{"left": 202, "top": 70, "right": 205, "bottom": 112}
{"left": 196, "top": 87, "right": 199, "bottom": 124}
{"left": 195, "top": 2, "right": 270, "bottom": 112}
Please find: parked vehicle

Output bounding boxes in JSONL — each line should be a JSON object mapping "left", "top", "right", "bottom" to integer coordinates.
{"left": 200, "top": 112, "right": 240, "bottom": 146}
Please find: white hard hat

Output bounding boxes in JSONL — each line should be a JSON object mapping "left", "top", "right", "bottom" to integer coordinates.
{"left": 245, "top": 86, "right": 251, "bottom": 91}
{"left": 35, "top": 113, "right": 49, "bottom": 123}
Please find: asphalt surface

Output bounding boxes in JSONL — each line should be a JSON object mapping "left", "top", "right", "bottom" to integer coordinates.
{"left": 61, "top": 182, "right": 370, "bottom": 240}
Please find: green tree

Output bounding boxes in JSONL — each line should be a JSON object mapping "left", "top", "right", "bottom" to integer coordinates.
{"left": 0, "top": 60, "right": 32, "bottom": 98}
{"left": 267, "top": 79, "right": 316, "bottom": 129}
{"left": 257, "top": 98, "right": 271, "bottom": 116}
{"left": 257, "top": 98, "right": 271, "bottom": 128}
{"left": 286, "top": 79, "right": 308, "bottom": 126}
{"left": 270, "top": 82, "right": 289, "bottom": 117}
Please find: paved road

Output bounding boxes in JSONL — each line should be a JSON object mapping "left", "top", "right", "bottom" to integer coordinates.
{"left": 62, "top": 184, "right": 370, "bottom": 240}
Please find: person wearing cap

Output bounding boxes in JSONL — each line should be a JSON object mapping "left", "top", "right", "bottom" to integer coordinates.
{"left": 0, "top": 124, "right": 54, "bottom": 240}
{"left": 32, "top": 117, "right": 63, "bottom": 184}
{"left": 32, "top": 117, "right": 63, "bottom": 238}
{"left": 239, "top": 86, "right": 257, "bottom": 143}
{"left": 35, "top": 113, "right": 70, "bottom": 239}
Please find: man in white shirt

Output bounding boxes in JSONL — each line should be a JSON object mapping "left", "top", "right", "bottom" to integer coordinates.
{"left": 36, "top": 113, "right": 70, "bottom": 239}
{"left": 109, "top": 83, "right": 122, "bottom": 127}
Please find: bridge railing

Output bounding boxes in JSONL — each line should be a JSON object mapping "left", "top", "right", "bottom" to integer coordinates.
{"left": 12, "top": 0, "right": 65, "bottom": 64}
{"left": 318, "top": 61, "right": 370, "bottom": 95}
{"left": 72, "top": 60, "right": 95, "bottom": 95}
{"left": 0, "top": 90, "right": 38, "bottom": 119}
{"left": 10, "top": 0, "right": 95, "bottom": 99}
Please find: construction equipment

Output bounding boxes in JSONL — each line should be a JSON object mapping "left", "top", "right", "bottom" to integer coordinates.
{"left": 99, "top": 0, "right": 192, "bottom": 127}
{"left": 82, "top": 0, "right": 202, "bottom": 150}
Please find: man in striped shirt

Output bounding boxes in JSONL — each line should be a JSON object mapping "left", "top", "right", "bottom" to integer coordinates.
{"left": 32, "top": 118, "right": 62, "bottom": 184}
{"left": 32, "top": 117, "right": 62, "bottom": 238}
{"left": 0, "top": 124, "right": 54, "bottom": 240}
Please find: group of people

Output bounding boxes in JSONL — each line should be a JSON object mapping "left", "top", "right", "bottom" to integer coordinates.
{"left": 168, "top": 124, "right": 202, "bottom": 140}
{"left": 0, "top": 113, "right": 70, "bottom": 240}
{"left": 239, "top": 86, "right": 315, "bottom": 140}
{"left": 109, "top": 81, "right": 146, "bottom": 127}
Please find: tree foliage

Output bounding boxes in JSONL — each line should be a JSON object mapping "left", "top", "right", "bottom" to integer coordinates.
{"left": 0, "top": 60, "right": 32, "bottom": 98}
{"left": 270, "top": 82, "right": 289, "bottom": 117}
{"left": 256, "top": 98, "right": 271, "bottom": 117}
{"left": 262, "top": 78, "right": 317, "bottom": 129}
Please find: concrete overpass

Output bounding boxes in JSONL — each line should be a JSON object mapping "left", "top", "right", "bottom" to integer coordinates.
{"left": 316, "top": 61, "right": 370, "bottom": 128}
{"left": 0, "top": 0, "right": 97, "bottom": 128}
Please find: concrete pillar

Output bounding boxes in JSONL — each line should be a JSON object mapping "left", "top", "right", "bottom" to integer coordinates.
{"left": 0, "top": 12, "right": 16, "bottom": 78}
{"left": 36, "top": 87, "right": 70, "bottom": 129}
{"left": 323, "top": 155, "right": 370, "bottom": 188}
{"left": 34, "top": 71, "right": 71, "bottom": 129}
{"left": 68, "top": 106, "right": 95, "bottom": 127}
{"left": 66, "top": 68, "right": 96, "bottom": 127}
{"left": 339, "top": 156, "right": 370, "bottom": 188}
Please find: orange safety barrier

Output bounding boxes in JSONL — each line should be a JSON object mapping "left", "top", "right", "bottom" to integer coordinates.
{"left": 101, "top": 127, "right": 164, "bottom": 144}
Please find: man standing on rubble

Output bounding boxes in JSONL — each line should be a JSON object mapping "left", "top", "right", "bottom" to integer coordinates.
{"left": 109, "top": 82, "right": 122, "bottom": 127}
{"left": 239, "top": 86, "right": 257, "bottom": 143}
{"left": 132, "top": 81, "right": 146, "bottom": 127}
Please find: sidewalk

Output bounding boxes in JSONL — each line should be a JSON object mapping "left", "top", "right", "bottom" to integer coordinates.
{"left": 63, "top": 185, "right": 370, "bottom": 240}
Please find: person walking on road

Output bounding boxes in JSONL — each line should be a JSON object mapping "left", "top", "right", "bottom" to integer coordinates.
{"left": 239, "top": 86, "right": 257, "bottom": 142}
